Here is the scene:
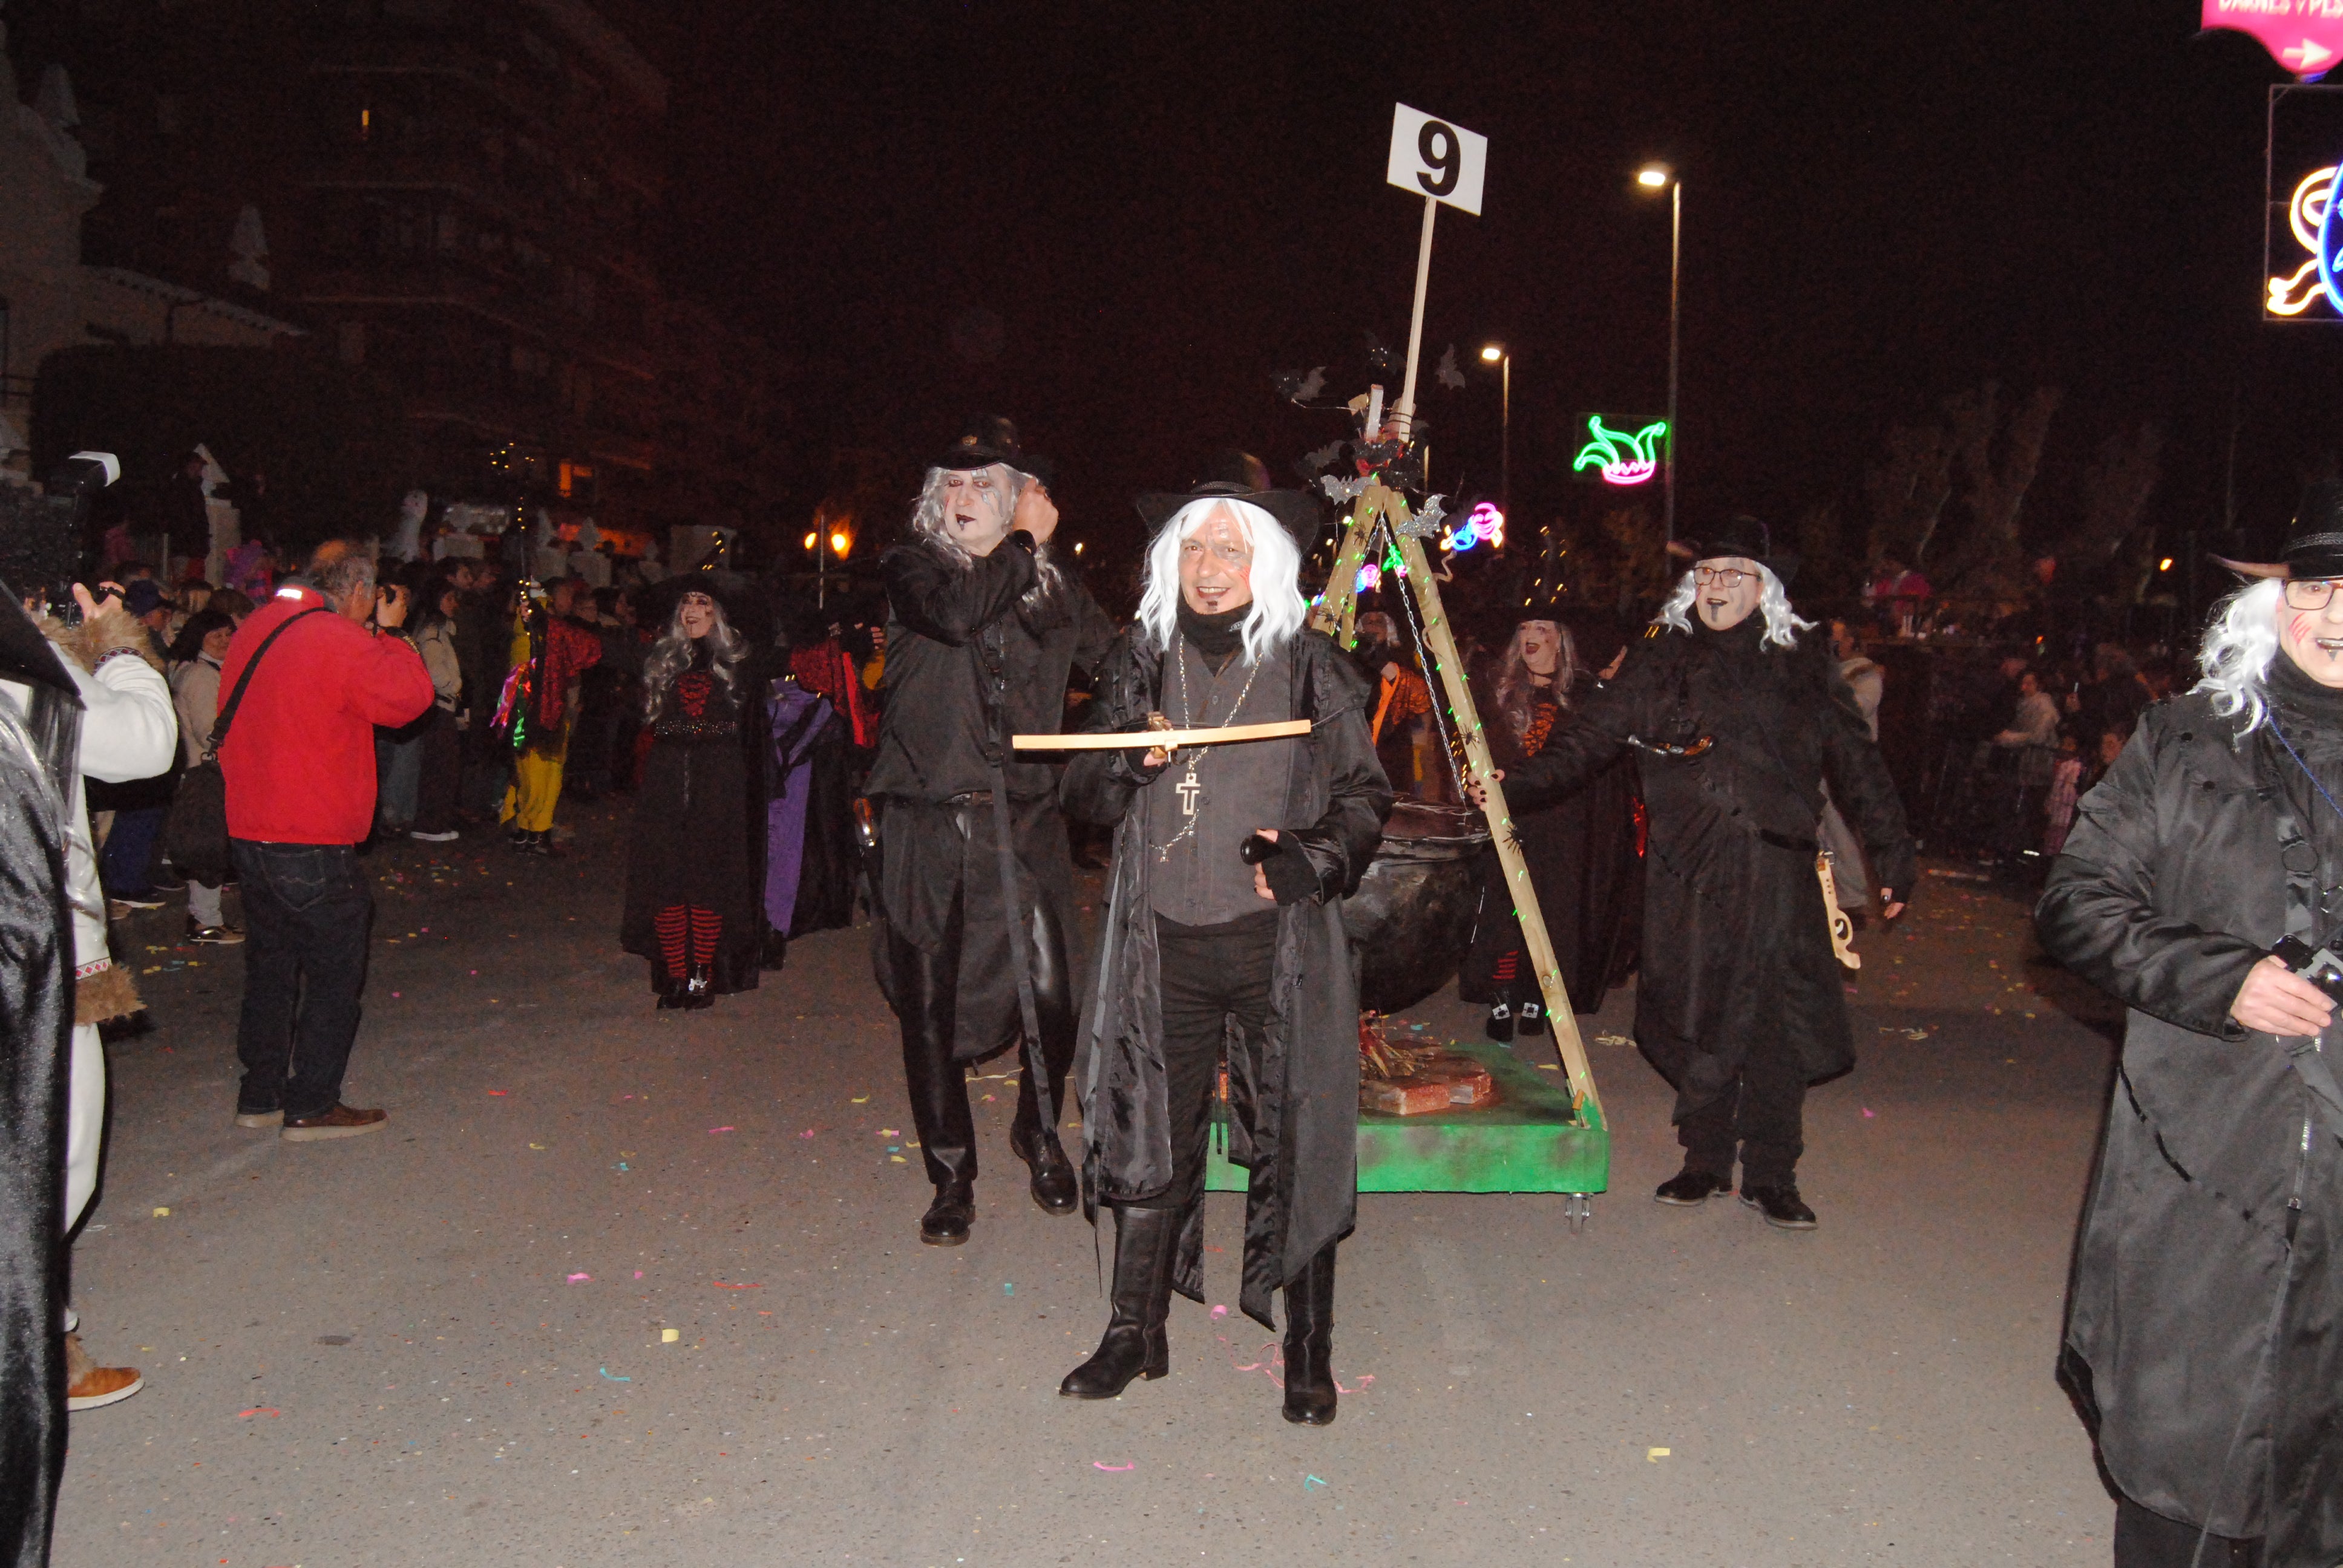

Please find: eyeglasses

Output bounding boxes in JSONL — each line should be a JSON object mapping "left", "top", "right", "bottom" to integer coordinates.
{"left": 1693, "top": 567, "right": 1754, "bottom": 588}
{"left": 2284, "top": 578, "right": 2343, "bottom": 610}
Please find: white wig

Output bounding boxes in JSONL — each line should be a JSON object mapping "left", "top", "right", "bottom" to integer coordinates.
{"left": 2192, "top": 576, "right": 2284, "bottom": 736}
{"left": 908, "top": 463, "right": 1062, "bottom": 604}
{"left": 1653, "top": 563, "right": 1814, "bottom": 650}
{"left": 1135, "top": 498, "right": 1308, "bottom": 665}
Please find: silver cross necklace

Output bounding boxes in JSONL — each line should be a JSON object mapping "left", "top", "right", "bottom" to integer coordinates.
{"left": 1157, "top": 638, "right": 1264, "bottom": 863}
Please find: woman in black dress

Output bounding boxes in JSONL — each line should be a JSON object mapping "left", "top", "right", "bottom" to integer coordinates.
{"left": 620, "top": 581, "right": 765, "bottom": 1009}
{"left": 1461, "top": 609, "right": 1642, "bottom": 1039}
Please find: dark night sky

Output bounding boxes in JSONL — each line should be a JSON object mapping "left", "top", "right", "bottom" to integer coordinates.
{"left": 661, "top": 1, "right": 2335, "bottom": 577}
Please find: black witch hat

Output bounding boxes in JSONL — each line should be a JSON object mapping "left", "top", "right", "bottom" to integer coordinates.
{"left": 1666, "top": 514, "right": 1798, "bottom": 587}
{"left": 932, "top": 414, "right": 1055, "bottom": 489}
{"left": 1134, "top": 449, "right": 1322, "bottom": 549}
{"left": 2214, "top": 480, "right": 2343, "bottom": 580}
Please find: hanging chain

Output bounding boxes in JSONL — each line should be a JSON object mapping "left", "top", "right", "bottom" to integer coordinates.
{"left": 1378, "top": 515, "right": 1466, "bottom": 800}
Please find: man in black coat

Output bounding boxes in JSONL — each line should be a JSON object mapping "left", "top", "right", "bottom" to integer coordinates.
{"left": 1478, "top": 518, "right": 1913, "bottom": 1229}
{"left": 2036, "top": 488, "right": 2343, "bottom": 1568}
{"left": 866, "top": 417, "right": 1116, "bottom": 1246}
{"left": 1057, "top": 473, "right": 1391, "bottom": 1426}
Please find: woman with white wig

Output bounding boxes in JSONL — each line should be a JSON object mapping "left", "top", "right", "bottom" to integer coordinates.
{"left": 1474, "top": 515, "right": 1913, "bottom": 1230}
{"left": 1059, "top": 461, "right": 1391, "bottom": 1425}
{"left": 2037, "top": 483, "right": 2343, "bottom": 1568}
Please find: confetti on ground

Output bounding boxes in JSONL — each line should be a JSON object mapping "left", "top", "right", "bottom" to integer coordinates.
{"left": 1861, "top": 1108, "right": 1876, "bottom": 1119}
{"left": 1093, "top": 1462, "right": 1134, "bottom": 1472}
{"left": 598, "top": 1367, "right": 631, "bottom": 1382}
{"left": 1304, "top": 1475, "right": 1328, "bottom": 1491}
{"left": 567, "top": 1273, "right": 591, "bottom": 1282}
{"left": 634, "top": 1270, "right": 644, "bottom": 1279}
{"left": 238, "top": 1408, "right": 281, "bottom": 1419}
{"left": 712, "top": 1281, "right": 762, "bottom": 1290}
{"left": 487, "top": 1089, "right": 507, "bottom": 1096}
{"left": 1003, "top": 1282, "right": 1014, "bottom": 1296}
{"left": 1648, "top": 1447, "right": 1671, "bottom": 1461}
{"left": 661, "top": 1329, "right": 680, "bottom": 1343}
{"left": 850, "top": 1096, "right": 870, "bottom": 1103}
{"left": 1211, "top": 1305, "right": 1228, "bottom": 1319}
{"left": 709, "top": 1126, "right": 735, "bottom": 1135}
{"left": 1594, "top": 1033, "right": 1634, "bottom": 1047}
{"left": 152, "top": 1207, "right": 169, "bottom": 1217}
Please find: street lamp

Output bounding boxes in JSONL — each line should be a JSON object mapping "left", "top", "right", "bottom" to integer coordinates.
{"left": 1480, "top": 343, "right": 1510, "bottom": 520}
{"left": 1636, "top": 163, "right": 1681, "bottom": 546}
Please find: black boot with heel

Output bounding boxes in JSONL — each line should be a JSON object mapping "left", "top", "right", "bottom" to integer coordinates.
{"left": 1280, "top": 1242, "right": 1339, "bottom": 1425}
{"left": 1060, "top": 1205, "right": 1176, "bottom": 1399}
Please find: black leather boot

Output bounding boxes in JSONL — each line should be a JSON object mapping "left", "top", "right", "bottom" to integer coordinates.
{"left": 655, "top": 969, "right": 687, "bottom": 1011}
{"left": 1280, "top": 1242, "right": 1339, "bottom": 1425}
{"left": 920, "top": 1172, "right": 976, "bottom": 1246}
{"left": 683, "top": 963, "right": 714, "bottom": 1010}
{"left": 1060, "top": 1204, "right": 1176, "bottom": 1399}
{"left": 1009, "top": 1116, "right": 1079, "bottom": 1215}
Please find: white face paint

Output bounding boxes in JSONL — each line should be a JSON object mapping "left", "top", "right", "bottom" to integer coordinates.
{"left": 1694, "top": 557, "right": 1762, "bottom": 631}
{"left": 1518, "top": 619, "right": 1561, "bottom": 679}
{"left": 939, "top": 465, "right": 1015, "bottom": 557}
{"left": 2277, "top": 579, "right": 2343, "bottom": 688}
{"left": 1178, "top": 505, "right": 1255, "bottom": 615}
{"left": 679, "top": 592, "right": 716, "bottom": 639}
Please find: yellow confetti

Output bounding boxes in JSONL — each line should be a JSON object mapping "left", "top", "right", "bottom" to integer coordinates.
{"left": 152, "top": 1207, "right": 169, "bottom": 1217}
{"left": 529, "top": 1143, "right": 546, "bottom": 1150}
{"left": 850, "top": 1096, "right": 870, "bottom": 1103}
{"left": 661, "top": 1328, "right": 680, "bottom": 1343}
{"left": 890, "top": 1155, "right": 907, "bottom": 1163}
{"left": 1647, "top": 1447, "right": 1671, "bottom": 1462}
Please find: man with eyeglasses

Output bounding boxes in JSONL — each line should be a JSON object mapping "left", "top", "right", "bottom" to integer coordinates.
{"left": 1472, "top": 517, "right": 1913, "bottom": 1229}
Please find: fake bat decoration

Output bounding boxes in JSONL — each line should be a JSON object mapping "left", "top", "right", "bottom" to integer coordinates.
{"left": 1273, "top": 365, "right": 1328, "bottom": 405}
{"left": 1435, "top": 344, "right": 1466, "bottom": 391}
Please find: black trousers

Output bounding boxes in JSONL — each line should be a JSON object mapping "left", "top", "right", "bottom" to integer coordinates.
{"left": 2114, "top": 1497, "right": 2261, "bottom": 1568}
{"left": 887, "top": 879, "right": 1077, "bottom": 1188}
{"left": 1677, "top": 1033, "right": 1807, "bottom": 1189}
{"left": 232, "top": 839, "right": 373, "bottom": 1119}
{"left": 1127, "top": 913, "right": 1279, "bottom": 1211}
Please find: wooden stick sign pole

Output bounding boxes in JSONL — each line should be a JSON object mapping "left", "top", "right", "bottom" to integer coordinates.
{"left": 1382, "top": 500, "right": 1602, "bottom": 1121}
{"left": 1394, "top": 195, "right": 1437, "bottom": 439}
{"left": 1381, "top": 103, "right": 1489, "bottom": 438}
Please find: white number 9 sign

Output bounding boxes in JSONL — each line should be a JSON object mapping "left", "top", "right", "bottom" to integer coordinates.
{"left": 1386, "top": 103, "right": 1489, "bottom": 217}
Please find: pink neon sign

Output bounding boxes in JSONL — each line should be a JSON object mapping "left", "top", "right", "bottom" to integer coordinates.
{"left": 2203, "top": 2, "right": 2343, "bottom": 78}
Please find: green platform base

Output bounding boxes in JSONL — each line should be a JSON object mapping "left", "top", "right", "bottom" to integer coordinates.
{"left": 1204, "top": 1040, "right": 1610, "bottom": 1195}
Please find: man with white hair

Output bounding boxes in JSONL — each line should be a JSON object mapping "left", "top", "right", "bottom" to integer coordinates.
{"left": 1057, "top": 464, "right": 1391, "bottom": 1426}
{"left": 866, "top": 417, "right": 1115, "bottom": 1246}
{"left": 1476, "top": 516, "right": 1913, "bottom": 1229}
{"left": 2037, "top": 483, "right": 2343, "bottom": 1568}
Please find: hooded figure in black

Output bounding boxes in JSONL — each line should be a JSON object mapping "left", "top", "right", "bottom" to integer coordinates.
{"left": 1481, "top": 518, "right": 1913, "bottom": 1229}
{"left": 865, "top": 417, "right": 1116, "bottom": 1246}
{"left": 0, "top": 583, "right": 80, "bottom": 1568}
{"left": 1058, "top": 471, "right": 1392, "bottom": 1426}
{"left": 2034, "top": 487, "right": 2343, "bottom": 1568}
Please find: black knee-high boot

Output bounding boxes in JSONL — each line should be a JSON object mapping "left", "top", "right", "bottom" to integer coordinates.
{"left": 1281, "top": 1241, "right": 1339, "bottom": 1425}
{"left": 1059, "top": 1204, "right": 1176, "bottom": 1399}
{"left": 1009, "top": 904, "right": 1080, "bottom": 1214}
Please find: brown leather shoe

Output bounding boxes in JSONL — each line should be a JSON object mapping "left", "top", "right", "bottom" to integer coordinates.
{"left": 64, "top": 1332, "right": 144, "bottom": 1410}
{"left": 281, "top": 1103, "right": 388, "bottom": 1142}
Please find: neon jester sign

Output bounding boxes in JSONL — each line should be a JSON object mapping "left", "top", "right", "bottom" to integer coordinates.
{"left": 2270, "top": 162, "right": 2343, "bottom": 316}
{"left": 1571, "top": 416, "right": 1670, "bottom": 486}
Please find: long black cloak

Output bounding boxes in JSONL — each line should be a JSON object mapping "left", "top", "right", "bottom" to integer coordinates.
{"left": 1063, "top": 629, "right": 1392, "bottom": 1328}
{"left": 2036, "top": 682, "right": 2343, "bottom": 1563}
{"left": 1501, "top": 617, "right": 1915, "bottom": 1116}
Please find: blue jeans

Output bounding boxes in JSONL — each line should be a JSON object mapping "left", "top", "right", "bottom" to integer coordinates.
{"left": 102, "top": 805, "right": 166, "bottom": 897}
{"left": 232, "top": 840, "right": 373, "bottom": 1119}
{"left": 376, "top": 730, "right": 423, "bottom": 831}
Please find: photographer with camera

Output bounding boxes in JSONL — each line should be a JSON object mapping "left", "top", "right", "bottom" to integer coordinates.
{"left": 217, "top": 541, "right": 432, "bottom": 1142}
{"left": 2037, "top": 485, "right": 2343, "bottom": 1568}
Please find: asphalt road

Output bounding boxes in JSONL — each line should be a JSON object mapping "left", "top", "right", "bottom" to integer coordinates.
{"left": 54, "top": 806, "right": 2125, "bottom": 1567}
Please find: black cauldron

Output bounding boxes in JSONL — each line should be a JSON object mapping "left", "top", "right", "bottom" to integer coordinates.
{"left": 1343, "top": 797, "right": 1491, "bottom": 1013}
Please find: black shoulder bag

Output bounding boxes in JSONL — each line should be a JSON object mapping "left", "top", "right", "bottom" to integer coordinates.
{"left": 164, "top": 609, "right": 326, "bottom": 883}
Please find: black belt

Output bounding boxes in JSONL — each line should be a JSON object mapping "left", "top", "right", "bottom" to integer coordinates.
{"left": 1759, "top": 828, "right": 1819, "bottom": 854}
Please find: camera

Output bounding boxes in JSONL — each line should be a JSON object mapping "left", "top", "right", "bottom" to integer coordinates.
{"left": 0, "top": 451, "right": 120, "bottom": 618}
{"left": 2270, "top": 933, "right": 2343, "bottom": 1007}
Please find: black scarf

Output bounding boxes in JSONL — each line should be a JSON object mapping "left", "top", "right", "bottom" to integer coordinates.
{"left": 1178, "top": 600, "right": 1248, "bottom": 672}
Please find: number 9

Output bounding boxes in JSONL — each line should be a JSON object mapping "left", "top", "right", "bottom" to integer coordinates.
{"left": 1416, "top": 120, "right": 1459, "bottom": 197}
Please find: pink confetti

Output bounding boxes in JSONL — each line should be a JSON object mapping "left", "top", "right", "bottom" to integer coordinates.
{"left": 634, "top": 1270, "right": 644, "bottom": 1279}
{"left": 709, "top": 1126, "right": 735, "bottom": 1135}
{"left": 237, "top": 1408, "right": 280, "bottom": 1419}
{"left": 1861, "top": 1107, "right": 1876, "bottom": 1118}
{"left": 487, "top": 1090, "right": 506, "bottom": 1096}
{"left": 1093, "top": 1461, "right": 1135, "bottom": 1472}
{"left": 799, "top": 1129, "right": 815, "bottom": 1138}
{"left": 1210, "top": 1305, "right": 1228, "bottom": 1319}
{"left": 566, "top": 1272, "right": 591, "bottom": 1282}
{"left": 391, "top": 991, "right": 401, "bottom": 998}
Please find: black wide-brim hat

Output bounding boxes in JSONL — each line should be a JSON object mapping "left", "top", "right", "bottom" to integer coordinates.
{"left": 1135, "top": 451, "right": 1322, "bottom": 550}
{"left": 933, "top": 413, "right": 1054, "bottom": 489}
{"left": 639, "top": 567, "right": 765, "bottom": 643}
{"left": 2215, "top": 480, "right": 2343, "bottom": 580}
{"left": 1666, "top": 514, "right": 1798, "bottom": 587}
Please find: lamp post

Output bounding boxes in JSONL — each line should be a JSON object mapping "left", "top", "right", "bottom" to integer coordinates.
{"left": 1637, "top": 163, "right": 1680, "bottom": 546}
{"left": 1480, "top": 342, "right": 1510, "bottom": 520}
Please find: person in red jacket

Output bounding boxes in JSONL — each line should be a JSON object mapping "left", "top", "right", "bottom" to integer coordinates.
{"left": 218, "top": 541, "right": 433, "bottom": 1141}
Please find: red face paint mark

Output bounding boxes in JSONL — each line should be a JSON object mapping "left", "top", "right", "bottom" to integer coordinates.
{"left": 2292, "top": 612, "right": 2316, "bottom": 647}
